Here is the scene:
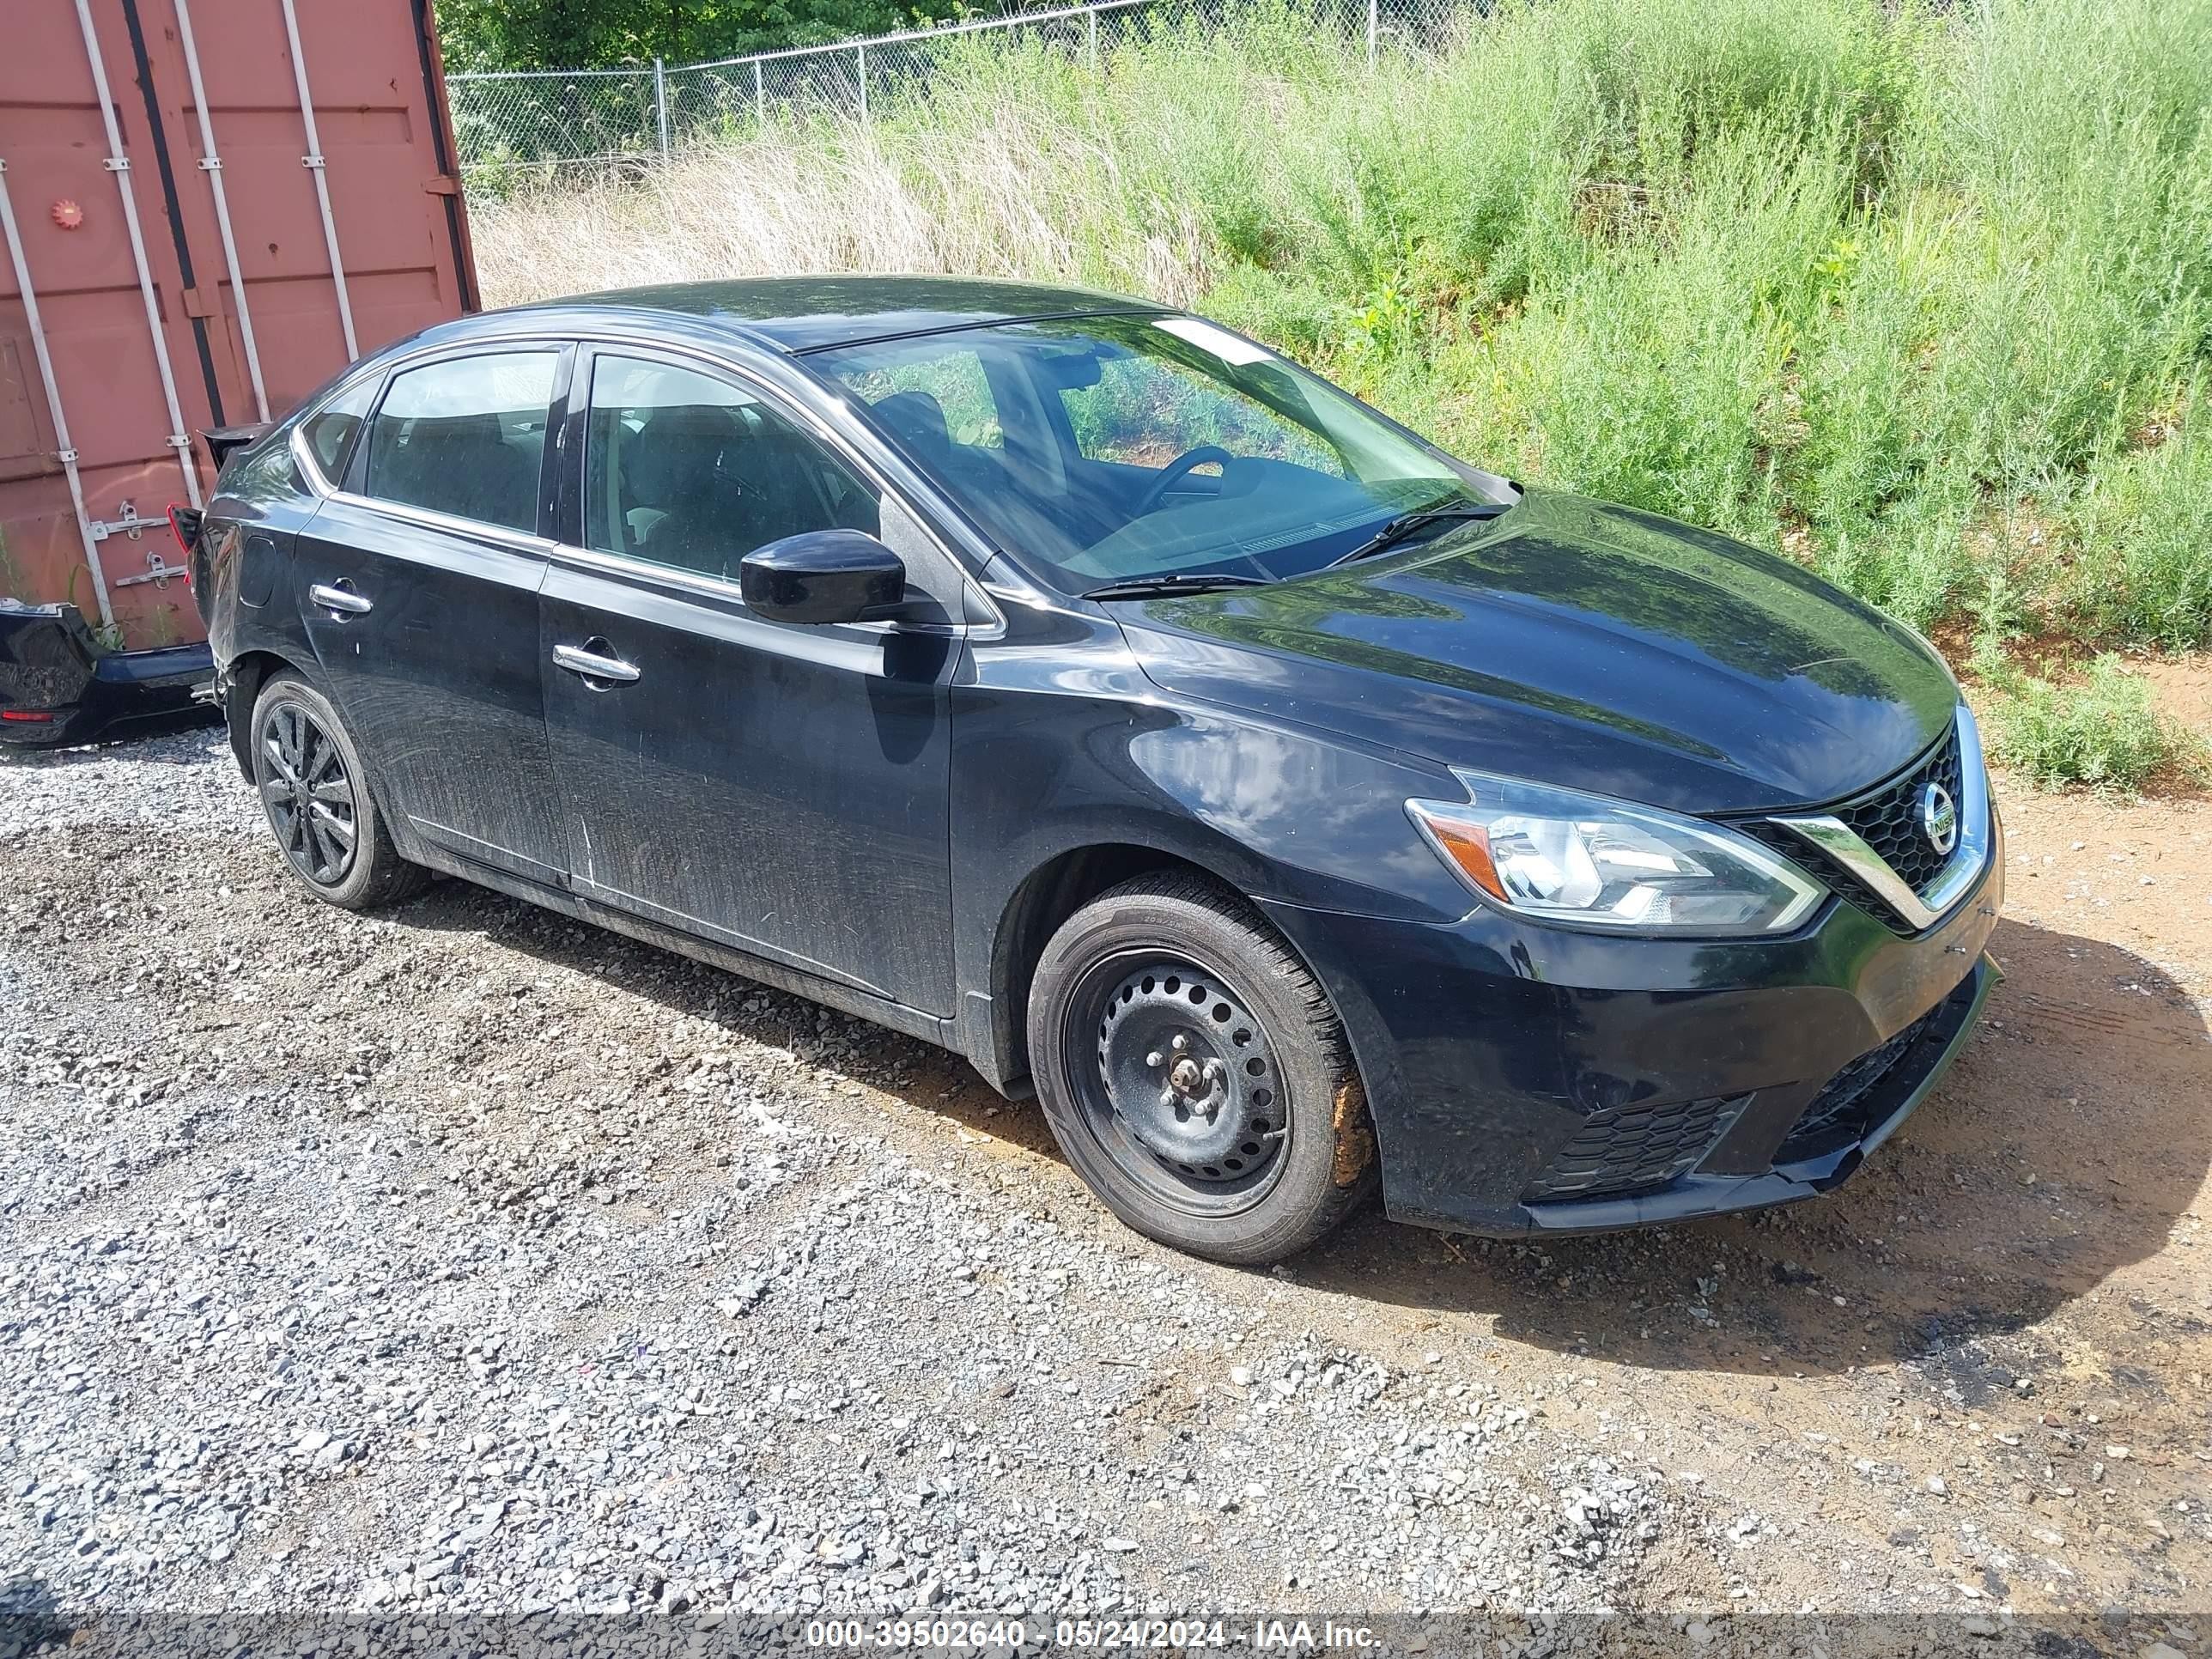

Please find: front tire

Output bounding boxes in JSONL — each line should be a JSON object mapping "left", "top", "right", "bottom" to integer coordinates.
{"left": 1026, "top": 872, "right": 1376, "bottom": 1265}
{"left": 249, "top": 672, "right": 425, "bottom": 911}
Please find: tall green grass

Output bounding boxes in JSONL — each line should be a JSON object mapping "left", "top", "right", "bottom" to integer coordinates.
{"left": 475, "top": 0, "right": 2212, "bottom": 658}
{"left": 1981, "top": 653, "right": 2207, "bottom": 793}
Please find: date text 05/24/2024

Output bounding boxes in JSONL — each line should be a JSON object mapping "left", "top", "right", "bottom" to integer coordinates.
{"left": 803, "top": 1619, "right": 1382, "bottom": 1650}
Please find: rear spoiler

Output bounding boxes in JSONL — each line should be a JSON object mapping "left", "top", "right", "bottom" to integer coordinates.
{"left": 201, "top": 422, "right": 275, "bottom": 471}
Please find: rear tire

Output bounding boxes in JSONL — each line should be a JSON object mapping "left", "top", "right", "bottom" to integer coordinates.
{"left": 249, "top": 672, "right": 426, "bottom": 911}
{"left": 1026, "top": 872, "right": 1376, "bottom": 1265}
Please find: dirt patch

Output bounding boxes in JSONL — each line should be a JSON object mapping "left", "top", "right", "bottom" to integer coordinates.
{"left": 2141, "top": 654, "right": 2212, "bottom": 745}
{"left": 1330, "top": 1073, "right": 1375, "bottom": 1188}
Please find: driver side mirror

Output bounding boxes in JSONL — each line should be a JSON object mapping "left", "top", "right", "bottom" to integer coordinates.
{"left": 739, "top": 530, "right": 906, "bottom": 625}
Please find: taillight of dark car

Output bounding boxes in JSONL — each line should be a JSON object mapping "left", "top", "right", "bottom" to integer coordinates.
{"left": 167, "top": 504, "right": 204, "bottom": 558}
{"left": 170, "top": 505, "right": 213, "bottom": 621}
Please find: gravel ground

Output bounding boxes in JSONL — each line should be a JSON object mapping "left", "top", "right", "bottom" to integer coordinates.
{"left": 1, "top": 724, "right": 2206, "bottom": 1655}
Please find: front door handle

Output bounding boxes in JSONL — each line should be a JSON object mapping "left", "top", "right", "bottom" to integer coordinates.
{"left": 309, "top": 580, "right": 371, "bottom": 618}
{"left": 553, "top": 640, "right": 641, "bottom": 685}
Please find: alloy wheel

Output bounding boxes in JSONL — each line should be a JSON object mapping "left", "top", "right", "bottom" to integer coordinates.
{"left": 258, "top": 700, "right": 359, "bottom": 887}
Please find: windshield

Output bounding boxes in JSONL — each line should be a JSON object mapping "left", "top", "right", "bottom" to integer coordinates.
{"left": 810, "top": 314, "right": 1496, "bottom": 593}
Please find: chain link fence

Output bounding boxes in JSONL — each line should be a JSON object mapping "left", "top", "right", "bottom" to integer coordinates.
{"left": 447, "top": 0, "right": 1470, "bottom": 173}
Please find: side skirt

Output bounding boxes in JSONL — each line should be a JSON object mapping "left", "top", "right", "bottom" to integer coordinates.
{"left": 410, "top": 847, "right": 962, "bottom": 1056}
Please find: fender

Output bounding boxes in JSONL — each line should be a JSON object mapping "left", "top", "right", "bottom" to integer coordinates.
{"left": 946, "top": 598, "right": 1480, "bottom": 1091}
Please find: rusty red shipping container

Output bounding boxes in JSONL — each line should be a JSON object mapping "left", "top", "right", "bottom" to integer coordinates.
{"left": 0, "top": 0, "right": 477, "bottom": 654}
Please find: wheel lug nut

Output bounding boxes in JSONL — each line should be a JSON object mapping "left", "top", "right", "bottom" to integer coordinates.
{"left": 1145, "top": 1050, "right": 1164, "bottom": 1068}
{"left": 1170, "top": 1034, "right": 1188, "bottom": 1053}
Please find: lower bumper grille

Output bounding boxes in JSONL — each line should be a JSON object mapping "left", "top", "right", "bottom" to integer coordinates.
{"left": 1523, "top": 1091, "right": 1752, "bottom": 1201}
{"left": 1523, "top": 964, "right": 1987, "bottom": 1209}
{"left": 1774, "top": 998, "right": 1949, "bottom": 1164}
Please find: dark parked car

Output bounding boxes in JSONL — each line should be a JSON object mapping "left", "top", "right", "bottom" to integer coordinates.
{"left": 190, "top": 277, "right": 2000, "bottom": 1264}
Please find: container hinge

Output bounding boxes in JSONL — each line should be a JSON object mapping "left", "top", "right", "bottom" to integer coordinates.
{"left": 85, "top": 499, "right": 161, "bottom": 544}
{"left": 114, "top": 549, "right": 187, "bottom": 589}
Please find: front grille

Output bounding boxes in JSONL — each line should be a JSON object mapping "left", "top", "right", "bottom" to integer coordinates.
{"left": 1773, "top": 1003, "right": 1945, "bottom": 1164}
{"left": 1838, "top": 726, "right": 1964, "bottom": 896}
{"left": 1524, "top": 1091, "right": 1751, "bottom": 1202}
{"left": 1741, "top": 724, "right": 1966, "bottom": 933}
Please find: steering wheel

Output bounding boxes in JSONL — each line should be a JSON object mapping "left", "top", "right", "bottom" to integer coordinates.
{"left": 1133, "top": 445, "right": 1236, "bottom": 517}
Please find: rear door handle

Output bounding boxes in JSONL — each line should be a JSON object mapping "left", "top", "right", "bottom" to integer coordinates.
{"left": 553, "top": 641, "right": 641, "bottom": 685}
{"left": 309, "top": 580, "right": 371, "bottom": 617}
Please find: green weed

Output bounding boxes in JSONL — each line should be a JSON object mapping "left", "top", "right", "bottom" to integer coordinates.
{"left": 1984, "top": 655, "right": 2206, "bottom": 793}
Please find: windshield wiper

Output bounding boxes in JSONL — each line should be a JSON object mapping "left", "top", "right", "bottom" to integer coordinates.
{"left": 1081, "top": 572, "right": 1274, "bottom": 601}
{"left": 1326, "top": 500, "right": 1510, "bottom": 568}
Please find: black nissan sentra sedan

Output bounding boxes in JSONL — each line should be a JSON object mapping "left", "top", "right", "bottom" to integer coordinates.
{"left": 190, "top": 276, "right": 2001, "bottom": 1264}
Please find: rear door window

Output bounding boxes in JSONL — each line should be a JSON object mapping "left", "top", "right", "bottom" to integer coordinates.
{"left": 363, "top": 351, "right": 559, "bottom": 536}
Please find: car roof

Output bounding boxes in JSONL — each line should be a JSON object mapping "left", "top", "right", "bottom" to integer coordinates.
{"left": 495, "top": 276, "right": 1170, "bottom": 355}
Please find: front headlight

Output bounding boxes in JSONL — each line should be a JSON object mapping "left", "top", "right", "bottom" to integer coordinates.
{"left": 1407, "top": 771, "right": 1824, "bottom": 936}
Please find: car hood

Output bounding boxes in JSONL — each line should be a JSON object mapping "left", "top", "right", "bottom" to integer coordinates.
{"left": 1114, "top": 489, "right": 1958, "bottom": 815}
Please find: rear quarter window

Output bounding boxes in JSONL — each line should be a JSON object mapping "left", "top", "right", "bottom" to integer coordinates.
{"left": 299, "top": 379, "right": 376, "bottom": 486}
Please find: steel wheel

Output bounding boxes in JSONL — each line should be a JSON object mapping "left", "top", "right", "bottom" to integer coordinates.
{"left": 257, "top": 699, "right": 358, "bottom": 888}
{"left": 1061, "top": 949, "right": 1292, "bottom": 1219}
{"left": 1029, "top": 872, "right": 1376, "bottom": 1263}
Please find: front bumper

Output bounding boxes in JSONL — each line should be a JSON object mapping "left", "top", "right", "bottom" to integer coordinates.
{"left": 1260, "top": 826, "right": 2003, "bottom": 1237}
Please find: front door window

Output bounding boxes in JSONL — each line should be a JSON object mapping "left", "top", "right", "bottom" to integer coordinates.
{"left": 585, "top": 355, "right": 876, "bottom": 584}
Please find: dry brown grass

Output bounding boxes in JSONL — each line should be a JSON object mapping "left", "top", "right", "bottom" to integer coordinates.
{"left": 469, "top": 106, "right": 1212, "bottom": 309}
